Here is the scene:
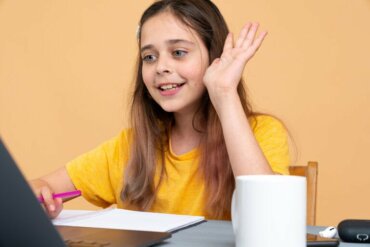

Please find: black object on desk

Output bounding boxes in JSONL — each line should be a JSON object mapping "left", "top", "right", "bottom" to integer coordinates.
{"left": 338, "top": 219, "right": 370, "bottom": 243}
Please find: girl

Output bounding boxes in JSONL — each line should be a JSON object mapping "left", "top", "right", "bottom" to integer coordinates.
{"left": 31, "top": 0, "right": 290, "bottom": 220}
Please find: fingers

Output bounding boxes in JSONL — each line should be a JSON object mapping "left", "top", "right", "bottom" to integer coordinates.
{"left": 47, "top": 198, "right": 63, "bottom": 219}
{"left": 250, "top": 30, "right": 268, "bottom": 51}
{"left": 236, "top": 22, "right": 267, "bottom": 51}
{"left": 40, "top": 186, "right": 56, "bottom": 212}
{"left": 226, "top": 22, "right": 267, "bottom": 52}
{"left": 223, "top": 32, "right": 233, "bottom": 53}
{"left": 40, "top": 186, "right": 64, "bottom": 218}
{"left": 219, "top": 22, "right": 267, "bottom": 65}
{"left": 243, "top": 22, "right": 259, "bottom": 49}
{"left": 235, "top": 23, "right": 252, "bottom": 48}
{"left": 240, "top": 22, "right": 267, "bottom": 59}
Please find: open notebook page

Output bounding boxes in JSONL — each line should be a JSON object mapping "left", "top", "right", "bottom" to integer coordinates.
{"left": 53, "top": 208, "right": 205, "bottom": 232}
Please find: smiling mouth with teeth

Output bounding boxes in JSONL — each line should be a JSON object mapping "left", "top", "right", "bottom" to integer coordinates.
{"left": 159, "top": 83, "right": 185, "bottom": 91}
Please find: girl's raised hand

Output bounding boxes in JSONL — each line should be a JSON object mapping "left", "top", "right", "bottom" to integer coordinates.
{"left": 203, "top": 22, "right": 267, "bottom": 107}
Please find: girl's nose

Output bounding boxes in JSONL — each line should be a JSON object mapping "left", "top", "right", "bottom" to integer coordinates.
{"left": 156, "top": 57, "right": 172, "bottom": 75}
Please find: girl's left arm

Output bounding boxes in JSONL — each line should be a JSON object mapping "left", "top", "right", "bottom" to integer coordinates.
{"left": 203, "top": 22, "right": 273, "bottom": 176}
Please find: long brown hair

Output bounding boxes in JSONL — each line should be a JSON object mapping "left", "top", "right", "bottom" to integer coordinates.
{"left": 121, "top": 0, "right": 254, "bottom": 219}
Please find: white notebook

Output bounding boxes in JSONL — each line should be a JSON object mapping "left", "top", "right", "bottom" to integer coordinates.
{"left": 52, "top": 208, "right": 205, "bottom": 233}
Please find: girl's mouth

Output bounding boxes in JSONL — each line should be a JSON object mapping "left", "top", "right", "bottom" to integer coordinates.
{"left": 158, "top": 83, "right": 185, "bottom": 91}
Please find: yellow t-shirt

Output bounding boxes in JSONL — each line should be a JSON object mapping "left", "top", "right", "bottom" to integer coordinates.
{"left": 66, "top": 115, "right": 290, "bottom": 220}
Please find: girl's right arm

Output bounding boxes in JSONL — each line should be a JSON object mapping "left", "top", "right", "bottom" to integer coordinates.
{"left": 203, "top": 23, "right": 272, "bottom": 176}
{"left": 29, "top": 166, "right": 76, "bottom": 219}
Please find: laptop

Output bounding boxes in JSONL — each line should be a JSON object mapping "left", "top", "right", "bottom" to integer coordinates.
{"left": 0, "top": 138, "right": 171, "bottom": 247}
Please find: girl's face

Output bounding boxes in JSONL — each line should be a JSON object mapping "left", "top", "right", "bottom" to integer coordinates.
{"left": 140, "top": 11, "right": 209, "bottom": 116}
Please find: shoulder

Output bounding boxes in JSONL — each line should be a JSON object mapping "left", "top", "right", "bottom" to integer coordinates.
{"left": 66, "top": 128, "right": 133, "bottom": 186}
{"left": 103, "top": 129, "right": 133, "bottom": 161}
{"left": 248, "top": 114, "right": 289, "bottom": 150}
{"left": 249, "top": 115, "right": 290, "bottom": 174}
{"left": 101, "top": 129, "right": 133, "bottom": 150}
{"left": 67, "top": 128, "right": 133, "bottom": 169}
{"left": 249, "top": 114, "right": 287, "bottom": 135}
{"left": 116, "top": 128, "right": 133, "bottom": 148}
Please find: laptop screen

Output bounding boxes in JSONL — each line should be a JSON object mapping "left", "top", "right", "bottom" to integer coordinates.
{"left": 0, "top": 138, "right": 66, "bottom": 246}
{"left": 0, "top": 138, "right": 171, "bottom": 247}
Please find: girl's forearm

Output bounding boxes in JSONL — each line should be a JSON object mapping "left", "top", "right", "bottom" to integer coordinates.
{"left": 214, "top": 94, "right": 273, "bottom": 176}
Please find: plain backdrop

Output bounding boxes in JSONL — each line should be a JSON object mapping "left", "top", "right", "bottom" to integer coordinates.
{"left": 1, "top": 0, "right": 369, "bottom": 226}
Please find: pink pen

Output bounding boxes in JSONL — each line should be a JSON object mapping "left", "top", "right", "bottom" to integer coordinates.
{"left": 38, "top": 190, "right": 81, "bottom": 203}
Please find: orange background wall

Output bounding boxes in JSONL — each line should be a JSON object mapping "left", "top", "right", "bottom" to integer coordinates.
{"left": 1, "top": 0, "right": 369, "bottom": 226}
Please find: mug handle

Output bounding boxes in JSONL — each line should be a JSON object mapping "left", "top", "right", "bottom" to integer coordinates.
{"left": 231, "top": 190, "right": 237, "bottom": 235}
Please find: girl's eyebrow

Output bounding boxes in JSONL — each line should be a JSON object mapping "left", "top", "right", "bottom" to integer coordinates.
{"left": 140, "top": 39, "right": 195, "bottom": 53}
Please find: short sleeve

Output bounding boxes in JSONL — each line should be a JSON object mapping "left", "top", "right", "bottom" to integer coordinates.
{"left": 66, "top": 131, "right": 129, "bottom": 207}
{"left": 250, "top": 115, "right": 290, "bottom": 175}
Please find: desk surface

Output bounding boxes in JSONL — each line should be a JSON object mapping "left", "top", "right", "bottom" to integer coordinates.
{"left": 158, "top": 220, "right": 370, "bottom": 247}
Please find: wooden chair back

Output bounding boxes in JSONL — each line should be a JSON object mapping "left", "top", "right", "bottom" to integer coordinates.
{"left": 289, "top": 161, "right": 318, "bottom": 226}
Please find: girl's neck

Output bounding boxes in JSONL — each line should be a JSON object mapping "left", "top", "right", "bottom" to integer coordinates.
{"left": 170, "top": 113, "right": 202, "bottom": 155}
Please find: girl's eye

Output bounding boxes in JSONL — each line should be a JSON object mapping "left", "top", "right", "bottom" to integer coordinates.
{"left": 142, "top": 54, "right": 156, "bottom": 63}
{"left": 173, "top": 50, "right": 187, "bottom": 57}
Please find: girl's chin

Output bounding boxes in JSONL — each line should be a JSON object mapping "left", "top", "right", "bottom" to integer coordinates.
{"left": 159, "top": 106, "right": 178, "bottom": 113}
{"left": 158, "top": 103, "right": 183, "bottom": 113}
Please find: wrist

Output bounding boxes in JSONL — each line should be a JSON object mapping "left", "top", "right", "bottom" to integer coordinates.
{"left": 29, "top": 178, "right": 49, "bottom": 194}
{"left": 211, "top": 92, "right": 244, "bottom": 120}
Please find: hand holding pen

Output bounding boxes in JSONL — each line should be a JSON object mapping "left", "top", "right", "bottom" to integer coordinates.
{"left": 37, "top": 189, "right": 80, "bottom": 218}
{"left": 32, "top": 178, "right": 81, "bottom": 219}
{"left": 37, "top": 190, "right": 81, "bottom": 203}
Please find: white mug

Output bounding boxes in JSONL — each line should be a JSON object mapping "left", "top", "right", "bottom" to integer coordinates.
{"left": 232, "top": 175, "right": 306, "bottom": 247}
